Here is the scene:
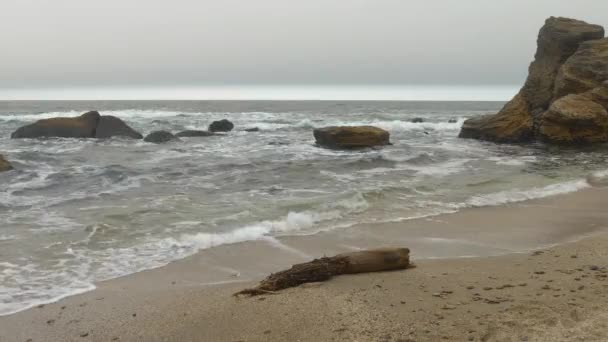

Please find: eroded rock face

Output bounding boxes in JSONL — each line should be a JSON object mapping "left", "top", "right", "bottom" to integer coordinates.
{"left": 459, "top": 17, "right": 607, "bottom": 145}
{"left": 522, "top": 17, "right": 604, "bottom": 113}
{"left": 143, "top": 131, "right": 179, "bottom": 144}
{"left": 553, "top": 38, "right": 608, "bottom": 100}
{"left": 11, "top": 111, "right": 100, "bottom": 139}
{"left": 313, "top": 126, "right": 390, "bottom": 149}
{"left": 538, "top": 89, "right": 608, "bottom": 144}
{"left": 208, "top": 119, "right": 234, "bottom": 132}
{"left": 95, "top": 116, "right": 143, "bottom": 139}
{"left": 0, "top": 154, "right": 13, "bottom": 172}
{"left": 459, "top": 93, "right": 534, "bottom": 143}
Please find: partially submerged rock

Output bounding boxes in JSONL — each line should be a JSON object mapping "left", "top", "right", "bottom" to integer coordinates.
{"left": 313, "top": 126, "right": 390, "bottom": 149}
{"left": 143, "top": 131, "right": 179, "bottom": 144}
{"left": 175, "top": 130, "right": 214, "bottom": 137}
{"left": 411, "top": 118, "right": 424, "bottom": 123}
{"left": 95, "top": 115, "right": 143, "bottom": 139}
{"left": 234, "top": 248, "right": 410, "bottom": 296}
{"left": 244, "top": 127, "right": 260, "bottom": 132}
{"left": 208, "top": 119, "right": 234, "bottom": 132}
{"left": 11, "top": 111, "right": 142, "bottom": 140}
{"left": 11, "top": 111, "right": 100, "bottom": 139}
{"left": 459, "top": 17, "right": 607, "bottom": 145}
{"left": 0, "top": 154, "right": 13, "bottom": 172}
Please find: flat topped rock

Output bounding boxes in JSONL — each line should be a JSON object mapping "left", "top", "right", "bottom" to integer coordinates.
{"left": 313, "top": 126, "right": 390, "bottom": 149}
{"left": 0, "top": 154, "right": 13, "bottom": 172}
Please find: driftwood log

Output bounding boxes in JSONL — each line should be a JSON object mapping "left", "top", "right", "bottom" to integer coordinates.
{"left": 234, "top": 248, "right": 410, "bottom": 296}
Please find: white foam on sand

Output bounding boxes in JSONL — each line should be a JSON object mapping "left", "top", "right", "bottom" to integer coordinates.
{"left": 465, "top": 179, "right": 590, "bottom": 207}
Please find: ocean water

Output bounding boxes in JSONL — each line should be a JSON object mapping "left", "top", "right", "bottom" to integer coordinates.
{"left": 1, "top": 100, "right": 607, "bottom": 315}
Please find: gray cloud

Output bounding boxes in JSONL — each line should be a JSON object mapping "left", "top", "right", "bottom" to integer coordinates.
{"left": 1, "top": 0, "right": 607, "bottom": 88}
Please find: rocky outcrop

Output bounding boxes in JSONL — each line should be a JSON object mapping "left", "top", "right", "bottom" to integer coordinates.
{"left": 0, "top": 154, "right": 13, "bottom": 172}
{"left": 313, "top": 126, "right": 390, "bottom": 149}
{"left": 95, "top": 116, "right": 143, "bottom": 139}
{"left": 11, "top": 111, "right": 141, "bottom": 140}
{"left": 144, "top": 131, "right": 179, "bottom": 143}
{"left": 11, "top": 111, "right": 100, "bottom": 139}
{"left": 459, "top": 17, "right": 607, "bottom": 145}
{"left": 175, "top": 130, "right": 214, "bottom": 137}
{"left": 208, "top": 119, "right": 234, "bottom": 132}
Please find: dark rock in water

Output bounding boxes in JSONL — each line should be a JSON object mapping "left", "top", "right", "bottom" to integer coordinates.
{"left": 0, "top": 154, "right": 13, "bottom": 172}
{"left": 144, "top": 131, "right": 179, "bottom": 143}
{"left": 95, "top": 116, "right": 143, "bottom": 139}
{"left": 411, "top": 118, "right": 424, "bottom": 123}
{"left": 11, "top": 111, "right": 100, "bottom": 139}
{"left": 459, "top": 17, "right": 607, "bottom": 145}
{"left": 448, "top": 119, "right": 458, "bottom": 123}
{"left": 313, "top": 126, "right": 390, "bottom": 149}
{"left": 208, "top": 119, "right": 234, "bottom": 132}
{"left": 245, "top": 127, "right": 260, "bottom": 132}
{"left": 175, "top": 130, "right": 214, "bottom": 137}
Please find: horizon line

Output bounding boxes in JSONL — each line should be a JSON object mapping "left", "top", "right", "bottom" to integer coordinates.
{"left": 0, "top": 84, "right": 520, "bottom": 102}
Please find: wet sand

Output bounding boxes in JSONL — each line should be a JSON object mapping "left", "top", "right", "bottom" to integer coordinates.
{"left": 1, "top": 187, "right": 608, "bottom": 341}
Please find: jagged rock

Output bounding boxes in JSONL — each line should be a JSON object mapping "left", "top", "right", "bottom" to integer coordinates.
{"left": 11, "top": 111, "right": 100, "bottom": 139}
{"left": 522, "top": 17, "right": 604, "bottom": 112}
{"left": 95, "top": 116, "right": 142, "bottom": 139}
{"left": 143, "top": 131, "right": 179, "bottom": 143}
{"left": 0, "top": 154, "right": 13, "bottom": 172}
{"left": 313, "top": 126, "right": 390, "bottom": 149}
{"left": 459, "top": 17, "right": 606, "bottom": 145}
{"left": 538, "top": 89, "right": 608, "bottom": 144}
{"left": 175, "top": 130, "right": 214, "bottom": 137}
{"left": 208, "top": 119, "right": 234, "bottom": 132}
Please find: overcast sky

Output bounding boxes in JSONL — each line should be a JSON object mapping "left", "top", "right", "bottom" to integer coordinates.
{"left": 1, "top": 0, "right": 607, "bottom": 90}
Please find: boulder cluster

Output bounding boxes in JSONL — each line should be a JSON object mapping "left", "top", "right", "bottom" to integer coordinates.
{"left": 459, "top": 17, "right": 608, "bottom": 144}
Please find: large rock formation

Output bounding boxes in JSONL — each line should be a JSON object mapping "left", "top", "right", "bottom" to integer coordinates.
{"left": 11, "top": 111, "right": 100, "bottom": 139}
{"left": 11, "top": 111, "right": 142, "bottom": 139}
{"left": 0, "top": 154, "right": 13, "bottom": 172}
{"left": 459, "top": 17, "right": 607, "bottom": 144}
{"left": 313, "top": 126, "right": 390, "bottom": 149}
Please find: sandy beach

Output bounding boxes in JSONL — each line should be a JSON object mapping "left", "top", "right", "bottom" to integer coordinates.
{"left": 0, "top": 186, "right": 607, "bottom": 342}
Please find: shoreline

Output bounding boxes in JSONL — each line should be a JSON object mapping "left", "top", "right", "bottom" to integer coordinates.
{"left": 1, "top": 186, "right": 608, "bottom": 341}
